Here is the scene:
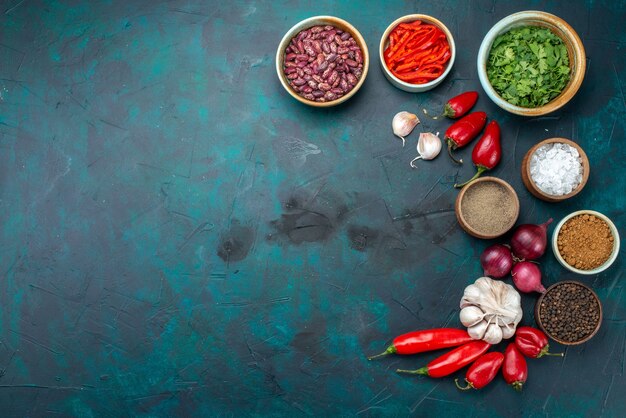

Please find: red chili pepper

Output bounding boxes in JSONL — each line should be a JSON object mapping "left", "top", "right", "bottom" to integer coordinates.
{"left": 367, "top": 328, "right": 472, "bottom": 360}
{"left": 515, "top": 326, "right": 564, "bottom": 358}
{"left": 396, "top": 341, "right": 490, "bottom": 377}
{"left": 502, "top": 343, "right": 528, "bottom": 392}
{"left": 445, "top": 111, "right": 487, "bottom": 164}
{"left": 455, "top": 351, "right": 504, "bottom": 390}
{"left": 424, "top": 91, "right": 479, "bottom": 120}
{"left": 454, "top": 120, "right": 502, "bottom": 188}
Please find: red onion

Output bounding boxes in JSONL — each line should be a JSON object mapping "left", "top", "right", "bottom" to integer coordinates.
{"left": 480, "top": 244, "right": 514, "bottom": 278}
{"left": 511, "top": 261, "right": 546, "bottom": 294}
{"left": 510, "top": 218, "right": 553, "bottom": 260}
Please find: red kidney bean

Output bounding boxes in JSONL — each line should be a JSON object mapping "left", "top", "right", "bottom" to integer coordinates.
{"left": 355, "top": 51, "right": 362, "bottom": 64}
{"left": 327, "top": 70, "right": 339, "bottom": 85}
{"left": 318, "top": 82, "right": 331, "bottom": 91}
{"left": 322, "top": 63, "right": 335, "bottom": 79}
{"left": 283, "top": 25, "right": 364, "bottom": 102}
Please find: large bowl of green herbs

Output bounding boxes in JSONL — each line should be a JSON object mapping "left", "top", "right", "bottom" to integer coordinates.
{"left": 477, "top": 11, "right": 585, "bottom": 116}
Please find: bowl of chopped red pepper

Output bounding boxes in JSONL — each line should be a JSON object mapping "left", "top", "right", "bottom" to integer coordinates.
{"left": 379, "top": 15, "right": 455, "bottom": 92}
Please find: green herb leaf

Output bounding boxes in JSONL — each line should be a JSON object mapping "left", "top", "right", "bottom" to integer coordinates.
{"left": 486, "top": 26, "right": 571, "bottom": 108}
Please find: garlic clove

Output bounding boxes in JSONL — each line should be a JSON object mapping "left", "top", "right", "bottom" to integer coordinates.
{"left": 460, "top": 306, "right": 485, "bottom": 327}
{"left": 468, "top": 320, "right": 489, "bottom": 340}
{"left": 410, "top": 132, "right": 442, "bottom": 168}
{"left": 392, "top": 111, "right": 419, "bottom": 147}
{"left": 483, "top": 323, "right": 503, "bottom": 344}
{"left": 501, "top": 323, "right": 516, "bottom": 340}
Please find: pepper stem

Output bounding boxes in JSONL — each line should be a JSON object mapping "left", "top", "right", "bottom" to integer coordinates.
{"left": 446, "top": 140, "right": 463, "bottom": 164}
{"left": 512, "top": 381, "right": 524, "bottom": 392}
{"left": 454, "top": 166, "right": 487, "bottom": 188}
{"left": 367, "top": 345, "right": 397, "bottom": 361}
{"left": 454, "top": 378, "right": 474, "bottom": 391}
{"left": 537, "top": 344, "right": 564, "bottom": 358}
{"left": 396, "top": 367, "right": 429, "bottom": 376}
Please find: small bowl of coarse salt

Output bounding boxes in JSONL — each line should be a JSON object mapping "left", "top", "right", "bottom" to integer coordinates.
{"left": 521, "top": 137, "right": 590, "bottom": 202}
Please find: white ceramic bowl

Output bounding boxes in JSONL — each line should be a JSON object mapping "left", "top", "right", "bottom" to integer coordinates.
{"left": 276, "top": 16, "right": 369, "bottom": 107}
{"left": 379, "top": 14, "right": 455, "bottom": 93}
{"left": 477, "top": 11, "right": 586, "bottom": 116}
{"left": 552, "top": 210, "right": 620, "bottom": 275}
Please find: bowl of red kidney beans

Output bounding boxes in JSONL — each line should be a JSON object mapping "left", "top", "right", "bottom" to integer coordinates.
{"left": 276, "top": 16, "right": 369, "bottom": 107}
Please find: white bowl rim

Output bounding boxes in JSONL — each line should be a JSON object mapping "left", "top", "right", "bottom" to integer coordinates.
{"left": 378, "top": 14, "right": 456, "bottom": 90}
{"left": 477, "top": 10, "right": 583, "bottom": 115}
{"left": 552, "top": 210, "right": 621, "bottom": 275}
{"left": 275, "top": 15, "right": 369, "bottom": 107}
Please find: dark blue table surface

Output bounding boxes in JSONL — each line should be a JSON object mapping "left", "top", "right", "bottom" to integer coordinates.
{"left": 1, "top": 0, "right": 625, "bottom": 416}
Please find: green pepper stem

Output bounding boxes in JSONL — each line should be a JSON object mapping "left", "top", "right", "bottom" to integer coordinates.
{"left": 367, "top": 345, "right": 397, "bottom": 361}
{"left": 454, "top": 166, "right": 487, "bottom": 188}
{"left": 512, "top": 381, "right": 524, "bottom": 392}
{"left": 396, "top": 367, "right": 429, "bottom": 376}
{"left": 447, "top": 140, "right": 463, "bottom": 164}
{"left": 454, "top": 378, "right": 473, "bottom": 391}
{"left": 537, "top": 344, "right": 564, "bottom": 358}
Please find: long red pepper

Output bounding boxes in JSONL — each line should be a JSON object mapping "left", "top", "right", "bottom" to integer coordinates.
{"left": 454, "top": 120, "right": 502, "bottom": 188}
{"left": 367, "top": 328, "right": 472, "bottom": 360}
{"left": 455, "top": 351, "right": 504, "bottom": 390}
{"left": 445, "top": 111, "right": 487, "bottom": 164}
{"left": 515, "top": 327, "right": 563, "bottom": 358}
{"left": 424, "top": 91, "right": 479, "bottom": 120}
{"left": 502, "top": 343, "right": 528, "bottom": 392}
{"left": 396, "top": 341, "right": 490, "bottom": 377}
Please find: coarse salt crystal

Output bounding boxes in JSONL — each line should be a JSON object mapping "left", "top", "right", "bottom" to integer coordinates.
{"left": 529, "top": 143, "right": 583, "bottom": 196}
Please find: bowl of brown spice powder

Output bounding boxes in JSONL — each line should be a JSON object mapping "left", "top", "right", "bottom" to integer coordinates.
{"left": 455, "top": 176, "right": 520, "bottom": 239}
{"left": 552, "top": 210, "right": 620, "bottom": 275}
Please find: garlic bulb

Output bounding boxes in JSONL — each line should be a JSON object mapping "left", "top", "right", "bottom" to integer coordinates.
{"left": 392, "top": 111, "right": 420, "bottom": 147}
{"left": 459, "top": 277, "right": 522, "bottom": 345}
{"left": 410, "top": 132, "right": 442, "bottom": 168}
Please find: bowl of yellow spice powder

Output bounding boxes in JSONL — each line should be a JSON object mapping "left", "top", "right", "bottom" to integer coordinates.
{"left": 552, "top": 210, "right": 620, "bottom": 275}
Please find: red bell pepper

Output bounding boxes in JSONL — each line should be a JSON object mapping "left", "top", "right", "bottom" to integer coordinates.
{"left": 515, "top": 327, "right": 563, "bottom": 358}
{"left": 503, "top": 343, "right": 528, "bottom": 392}
{"left": 454, "top": 120, "right": 501, "bottom": 188}
{"left": 445, "top": 111, "right": 487, "bottom": 164}
{"left": 455, "top": 351, "right": 504, "bottom": 390}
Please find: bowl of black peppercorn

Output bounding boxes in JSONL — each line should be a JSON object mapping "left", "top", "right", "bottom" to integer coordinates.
{"left": 535, "top": 280, "right": 602, "bottom": 345}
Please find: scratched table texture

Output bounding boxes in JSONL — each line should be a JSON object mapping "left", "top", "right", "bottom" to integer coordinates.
{"left": 0, "top": 0, "right": 625, "bottom": 416}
